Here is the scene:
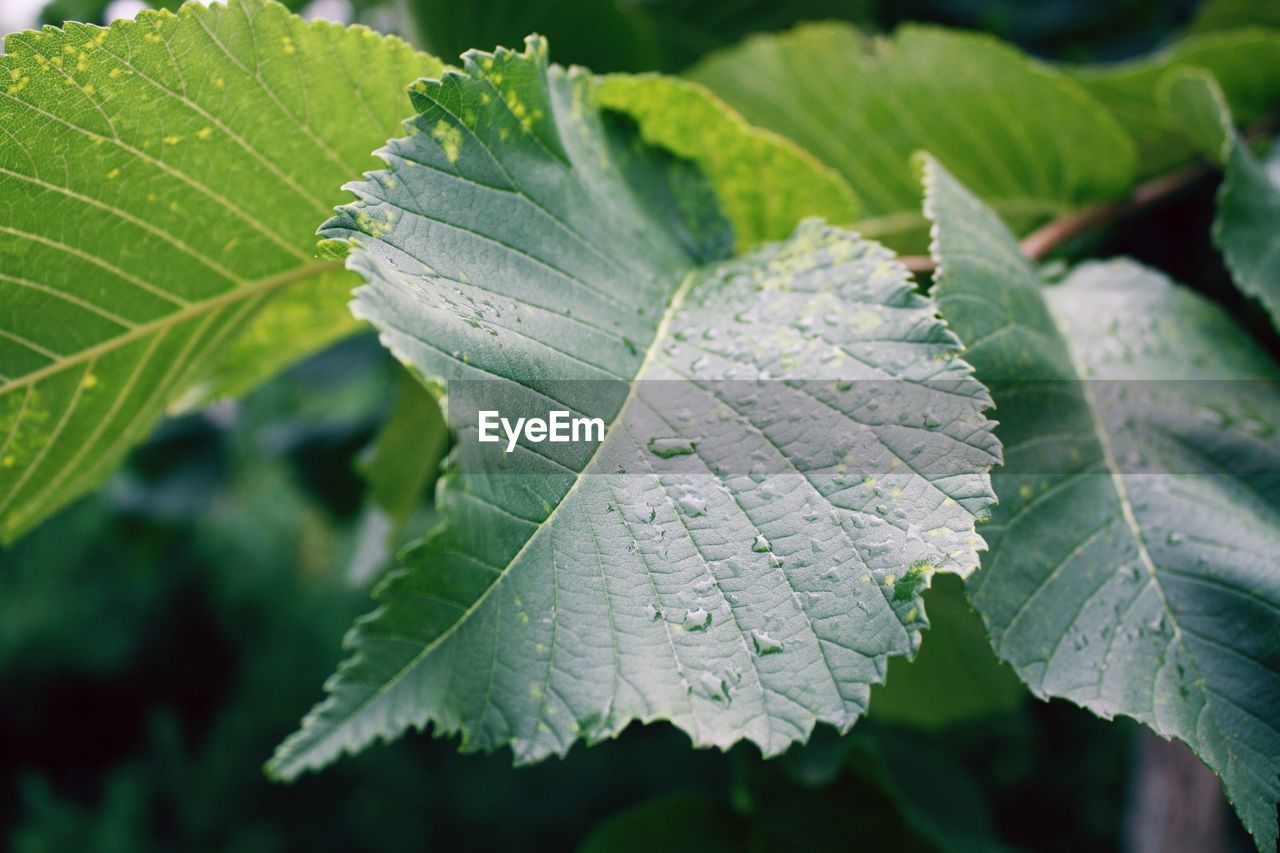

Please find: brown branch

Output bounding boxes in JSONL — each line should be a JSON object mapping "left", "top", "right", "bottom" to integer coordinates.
{"left": 898, "top": 160, "right": 1212, "bottom": 275}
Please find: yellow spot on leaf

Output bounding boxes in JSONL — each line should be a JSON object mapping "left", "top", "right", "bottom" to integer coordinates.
{"left": 105, "top": 168, "right": 120, "bottom": 180}
{"left": 81, "top": 373, "right": 98, "bottom": 390}
{"left": 430, "top": 119, "right": 462, "bottom": 164}
{"left": 281, "top": 36, "right": 295, "bottom": 55}
{"left": 195, "top": 126, "right": 212, "bottom": 140}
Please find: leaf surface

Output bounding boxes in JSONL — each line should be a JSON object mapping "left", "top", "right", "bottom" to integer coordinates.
{"left": 269, "top": 38, "right": 1000, "bottom": 779}
{"left": 1069, "top": 28, "right": 1280, "bottom": 176}
{"left": 1175, "top": 72, "right": 1280, "bottom": 331}
{"left": 0, "top": 0, "right": 440, "bottom": 542}
{"left": 687, "top": 23, "right": 1136, "bottom": 251}
{"left": 596, "top": 73, "right": 859, "bottom": 248}
{"left": 925, "top": 156, "right": 1280, "bottom": 851}
{"left": 346, "top": 369, "right": 449, "bottom": 583}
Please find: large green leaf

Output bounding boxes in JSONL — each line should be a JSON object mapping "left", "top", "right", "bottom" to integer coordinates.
{"left": 268, "top": 38, "right": 1000, "bottom": 779}
{"left": 686, "top": 23, "right": 1136, "bottom": 251}
{"left": 1162, "top": 71, "right": 1280, "bottom": 332}
{"left": 925, "top": 157, "right": 1280, "bottom": 850}
{"left": 1068, "top": 27, "right": 1280, "bottom": 177}
{"left": 596, "top": 73, "right": 859, "bottom": 249}
{"left": 0, "top": 0, "right": 440, "bottom": 543}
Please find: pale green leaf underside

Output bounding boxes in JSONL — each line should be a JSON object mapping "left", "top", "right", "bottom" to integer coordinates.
{"left": 1167, "top": 68, "right": 1280, "bottom": 333}
{"left": 0, "top": 0, "right": 440, "bottom": 542}
{"left": 596, "top": 73, "right": 860, "bottom": 249}
{"left": 926, "top": 157, "right": 1280, "bottom": 851}
{"left": 268, "top": 39, "right": 1000, "bottom": 779}
{"left": 687, "top": 23, "right": 1136, "bottom": 251}
{"left": 1069, "top": 27, "right": 1280, "bottom": 177}
{"left": 1162, "top": 69, "right": 1280, "bottom": 332}
{"left": 1217, "top": 133, "right": 1280, "bottom": 331}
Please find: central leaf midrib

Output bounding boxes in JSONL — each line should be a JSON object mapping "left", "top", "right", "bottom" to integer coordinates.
{"left": 0, "top": 259, "right": 342, "bottom": 395}
{"left": 1059, "top": 318, "right": 1216, "bottom": 744}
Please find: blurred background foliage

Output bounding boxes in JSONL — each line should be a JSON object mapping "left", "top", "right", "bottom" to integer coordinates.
{"left": 0, "top": 336, "right": 1146, "bottom": 852}
{"left": 0, "top": 0, "right": 1274, "bottom": 850}
{"left": 5, "top": 0, "right": 1206, "bottom": 65}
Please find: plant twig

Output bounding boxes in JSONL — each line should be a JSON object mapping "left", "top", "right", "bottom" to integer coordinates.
{"left": 899, "top": 160, "right": 1212, "bottom": 275}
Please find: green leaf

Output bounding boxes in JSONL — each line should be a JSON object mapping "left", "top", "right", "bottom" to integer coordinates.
{"left": 687, "top": 23, "right": 1137, "bottom": 251}
{"left": 781, "top": 727, "right": 1006, "bottom": 853}
{"left": 578, "top": 792, "right": 744, "bottom": 853}
{"left": 1159, "top": 68, "right": 1233, "bottom": 162}
{"left": 268, "top": 38, "right": 1000, "bottom": 779}
{"left": 596, "top": 74, "right": 860, "bottom": 249}
{"left": 347, "top": 368, "right": 449, "bottom": 583}
{"left": 1215, "top": 135, "right": 1280, "bottom": 333}
{"left": 868, "top": 574, "right": 1025, "bottom": 729}
{"left": 0, "top": 0, "right": 441, "bottom": 543}
{"left": 1162, "top": 70, "right": 1280, "bottom": 331}
{"left": 360, "top": 370, "right": 447, "bottom": 535}
{"left": 580, "top": 732, "right": 1000, "bottom": 853}
{"left": 1069, "top": 28, "right": 1280, "bottom": 177}
{"left": 924, "top": 156, "right": 1280, "bottom": 851}
{"left": 850, "top": 731, "right": 1008, "bottom": 853}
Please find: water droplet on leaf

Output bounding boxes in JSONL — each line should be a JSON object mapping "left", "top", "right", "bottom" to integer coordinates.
{"left": 648, "top": 436, "right": 695, "bottom": 458}
{"left": 751, "top": 628, "right": 784, "bottom": 656}
{"left": 683, "top": 607, "right": 712, "bottom": 632}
